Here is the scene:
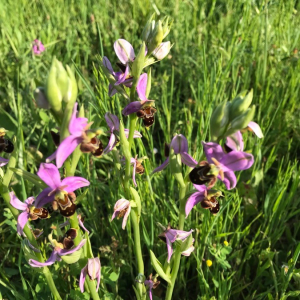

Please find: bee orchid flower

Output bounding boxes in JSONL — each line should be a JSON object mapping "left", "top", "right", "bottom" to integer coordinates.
{"left": 10, "top": 192, "right": 50, "bottom": 236}
{"left": 111, "top": 199, "right": 131, "bottom": 230}
{"left": 79, "top": 258, "right": 101, "bottom": 293}
{"left": 189, "top": 142, "right": 254, "bottom": 190}
{"left": 47, "top": 102, "right": 103, "bottom": 168}
{"left": 153, "top": 134, "right": 197, "bottom": 174}
{"left": 34, "top": 163, "right": 90, "bottom": 212}
{"left": 29, "top": 238, "right": 86, "bottom": 267}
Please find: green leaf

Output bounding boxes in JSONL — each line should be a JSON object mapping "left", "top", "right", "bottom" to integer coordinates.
{"left": 149, "top": 250, "right": 171, "bottom": 284}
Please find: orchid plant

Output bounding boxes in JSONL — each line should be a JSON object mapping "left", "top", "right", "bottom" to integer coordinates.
{"left": 0, "top": 13, "right": 264, "bottom": 300}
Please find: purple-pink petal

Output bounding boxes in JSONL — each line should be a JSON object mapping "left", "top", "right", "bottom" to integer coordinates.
{"left": 136, "top": 73, "right": 148, "bottom": 101}
{"left": 35, "top": 187, "right": 54, "bottom": 208}
{"left": 170, "top": 134, "right": 188, "bottom": 154}
{"left": 78, "top": 216, "right": 90, "bottom": 234}
{"left": 46, "top": 150, "right": 57, "bottom": 163}
{"left": 61, "top": 176, "right": 90, "bottom": 193}
{"left": 103, "top": 56, "right": 114, "bottom": 74}
{"left": 105, "top": 112, "right": 120, "bottom": 131}
{"left": 152, "top": 157, "right": 169, "bottom": 174}
{"left": 37, "top": 163, "right": 61, "bottom": 190}
{"left": 220, "top": 151, "right": 254, "bottom": 172}
{"left": 226, "top": 131, "right": 244, "bottom": 152}
{"left": 122, "top": 101, "right": 147, "bottom": 116}
{"left": 79, "top": 266, "right": 87, "bottom": 293}
{"left": 56, "top": 135, "right": 82, "bottom": 168}
{"left": 103, "top": 133, "right": 117, "bottom": 154}
{"left": 181, "top": 152, "right": 198, "bottom": 168}
{"left": 59, "top": 239, "right": 87, "bottom": 256}
{"left": 115, "top": 64, "right": 130, "bottom": 86}
{"left": 202, "top": 141, "right": 225, "bottom": 164}
{"left": 29, "top": 250, "right": 60, "bottom": 267}
{"left": 69, "top": 103, "right": 88, "bottom": 136}
{"left": 17, "top": 211, "right": 29, "bottom": 235}
{"left": 108, "top": 84, "right": 118, "bottom": 97}
{"left": 248, "top": 121, "right": 264, "bottom": 138}
{"left": 0, "top": 157, "right": 8, "bottom": 167}
{"left": 185, "top": 192, "right": 206, "bottom": 217}
{"left": 132, "top": 159, "right": 137, "bottom": 187}
{"left": 166, "top": 237, "right": 174, "bottom": 263}
{"left": 9, "top": 192, "right": 28, "bottom": 211}
{"left": 114, "top": 39, "right": 135, "bottom": 64}
{"left": 220, "top": 171, "right": 237, "bottom": 190}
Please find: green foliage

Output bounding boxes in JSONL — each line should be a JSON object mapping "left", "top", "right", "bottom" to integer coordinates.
{"left": 1, "top": 0, "right": 300, "bottom": 299}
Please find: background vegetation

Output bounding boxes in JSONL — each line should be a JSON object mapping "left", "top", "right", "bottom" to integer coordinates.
{"left": 1, "top": 0, "right": 300, "bottom": 299}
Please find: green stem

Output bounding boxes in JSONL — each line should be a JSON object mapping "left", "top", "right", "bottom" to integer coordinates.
{"left": 122, "top": 112, "right": 145, "bottom": 299}
{"left": 131, "top": 210, "right": 145, "bottom": 297}
{"left": 1, "top": 143, "right": 62, "bottom": 300}
{"left": 165, "top": 185, "right": 187, "bottom": 300}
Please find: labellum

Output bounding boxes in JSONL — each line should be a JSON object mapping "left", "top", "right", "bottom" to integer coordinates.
{"left": 135, "top": 161, "right": 145, "bottom": 174}
{"left": 65, "top": 228, "right": 77, "bottom": 240}
{"left": 0, "top": 137, "right": 14, "bottom": 153}
{"left": 136, "top": 107, "right": 157, "bottom": 127}
{"left": 201, "top": 197, "right": 220, "bottom": 215}
{"left": 56, "top": 192, "right": 77, "bottom": 217}
{"left": 189, "top": 161, "right": 217, "bottom": 188}
{"left": 81, "top": 137, "right": 104, "bottom": 158}
{"left": 30, "top": 207, "right": 50, "bottom": 220}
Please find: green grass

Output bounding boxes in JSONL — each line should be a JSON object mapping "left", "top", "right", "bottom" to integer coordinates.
{"left": 1, "top": 0, "right": 300, "bottom": 299}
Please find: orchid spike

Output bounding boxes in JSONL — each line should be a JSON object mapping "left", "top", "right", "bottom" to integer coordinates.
{"left": 104, "top": 112, "right": 142, "bottom": 154}
{"left": 152, "top": 134, "right": 197, "bottom": 174}
{"left": 10, "top": 192, "right": 50, "bottom": 235}
{"left": 111, "top": 199, "right": 131, "bottom": 230}
{"left": 47, "top": 102, "right": 103, "bottom": 168}
{"left": 35, "top": 163, "right": 90, "bottom": 209}
{"left": 79, "top": 258, "right": 101, "bottom": 293}
{"left": 29, "top": 239, "right": 86, "bottom": 267}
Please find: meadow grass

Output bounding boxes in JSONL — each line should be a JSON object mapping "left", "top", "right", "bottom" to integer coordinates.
{"left": 0, "top": 0, "right": 300, "bottom": 299}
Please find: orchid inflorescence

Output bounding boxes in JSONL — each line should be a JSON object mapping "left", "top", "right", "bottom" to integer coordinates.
{"left": 0, "top": 14, "right": 263, "bottom": 300}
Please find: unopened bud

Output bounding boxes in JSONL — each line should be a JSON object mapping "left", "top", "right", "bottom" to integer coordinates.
{"left": 229, "top": 105, "right": 256, "bottom": 133}
{"left": 210, "top": 102, "right": 230, "bottom": 141}
{"left": 229, "top": 89, "right": 253, "bottom": 121}
{"left": 149, "top": 21, "right": 164, "bottom": 54}
{"left": 132, "top": 42, "right": 146, "bottom": 79}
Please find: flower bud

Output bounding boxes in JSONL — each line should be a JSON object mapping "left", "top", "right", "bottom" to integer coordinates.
{"left": 229, "top": 89, "right": 253, "bottom": 121}
{"left": 34, "top": 87, "right": 50, "bottom": 109}
{"left": 210, "top": 102, "right": 230, "bottom": 141}
{"left": 132, "top": 42, "right": 146, "bottom": 79}
{"left": 142, "top": 14, "right": 155, "bottom": 42}
{"left": 228, "top": 105, "right": 256, "bottom": 134}
{"left": 46, "top": 58, "right": 63, "bottom": 114}
{"left": 162, "top": 16, "right": 172, "bottom": 39}
{"left": 147, "top": 20, "right": 164, "bottom": 54}
{"left": 153, "top": 42, "right": 171, "bottom": 60}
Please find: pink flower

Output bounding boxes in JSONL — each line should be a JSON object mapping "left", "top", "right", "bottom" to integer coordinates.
{"left": 32, "top": 39, "right": 45, "bottom": 55}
